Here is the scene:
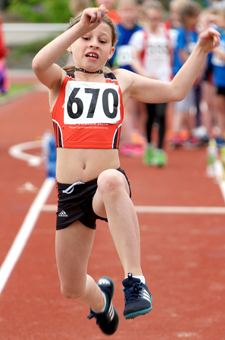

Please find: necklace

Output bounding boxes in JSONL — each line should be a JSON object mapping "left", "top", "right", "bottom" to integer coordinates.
{"left": 75, "top": 67, "right": 103, "bottom": 74}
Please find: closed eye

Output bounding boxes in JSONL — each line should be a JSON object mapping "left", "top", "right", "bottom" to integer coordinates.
{"left": 82, "top": 36, "right": 89, "bottom": 40}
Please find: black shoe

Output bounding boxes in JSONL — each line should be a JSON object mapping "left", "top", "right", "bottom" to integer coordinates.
{"left": 122, "top": 273, "right": 152, "bottom": 319}
{"left": 87, "top": 277, "right": 119, "bottom": 335}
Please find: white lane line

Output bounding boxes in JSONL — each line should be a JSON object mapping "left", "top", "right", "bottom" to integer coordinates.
{"left": 0, "top": 177, "right": 55, "bottom": 295}
{"left": 8, "top": 140, "right": 43, "bottom": 166}
{"left": 42, "top": 204, "right": 225, "bottom": 214}
{"left": 135, "top": 206, "right": 225, "bottom": 214}
{"left": 214, "top": 159, "right": 225, "bottom": 202}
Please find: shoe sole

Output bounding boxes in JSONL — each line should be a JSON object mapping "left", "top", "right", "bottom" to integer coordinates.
{"left": 124, "top": 297, "right": 153, "bottom": 320}
{"left": 124, "top": 306, "right": 152, "bottom": 319}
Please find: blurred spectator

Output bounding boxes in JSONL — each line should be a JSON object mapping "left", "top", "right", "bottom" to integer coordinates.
{"left": 210, "top": 0, "right": 225, "bottom": 9}
{"left": 130, "top": 0, "right": 172, "bottom": 166}
{"left": 198, "top": 6, "right": 219, "bottom": 141}
{"left": 69, "top": 0, "right": 91, "bottom": 16}
{"left": 0, "top": 13, "right": 9, "bottom": 94}
{"left": 211, "top": 8, "right": 225, "bottom": 146}
{"left": 165, "top": 0, "right": 189, "bottom": 47}
{"left": 95, "top": 0, "right": 121, "bottom": 23}
{"left": 111, "top": 0, "right": 145, "bottom": 157}
{"left": 165, "top": 0, "right": 189, "bottom": 146}
{"left": 170, "top": 0, "right": 203, "bottom": 148}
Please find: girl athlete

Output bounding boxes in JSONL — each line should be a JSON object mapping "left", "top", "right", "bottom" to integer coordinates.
{"left": 32, "top": 5, "right": 220, "bottom": 336}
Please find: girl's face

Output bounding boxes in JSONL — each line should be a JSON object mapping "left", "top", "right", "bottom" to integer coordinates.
{"left": 118, "top": 3, "right": 138, "bottom": 28}
{"left": 170, "top": 7, "right": 181, "bottom": 27}
{"left": 71, "top": 22, "right": 115, "bottom": 72}
{"left": 145, "top": 9, "right": 162, "bottom": 32}
{"left": 183, "top": 14, "right": 199, "bottom": 29}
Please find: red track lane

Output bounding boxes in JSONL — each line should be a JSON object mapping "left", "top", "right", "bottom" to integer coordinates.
{"left": 0, "top": 88, "right": 225, "bottom": 340}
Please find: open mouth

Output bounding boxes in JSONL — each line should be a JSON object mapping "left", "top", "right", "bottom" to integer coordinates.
{"left": 85, "top": 52, "right": 99, "bottom": 59}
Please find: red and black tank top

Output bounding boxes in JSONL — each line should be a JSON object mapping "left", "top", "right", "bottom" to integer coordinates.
{"left": 52, "top": 72, "right": 124, "bottom": 149}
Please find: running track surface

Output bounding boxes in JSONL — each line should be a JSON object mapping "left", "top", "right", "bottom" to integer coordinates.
{"left": 0, "top": 81, "right": 225, "bottom": 340}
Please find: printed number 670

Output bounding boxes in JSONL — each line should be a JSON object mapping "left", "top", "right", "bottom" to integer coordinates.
{"left": 67, "top": 87, "right": 118, "bottom": 119}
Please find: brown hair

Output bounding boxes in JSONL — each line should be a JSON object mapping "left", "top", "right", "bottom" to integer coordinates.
{"left": 169, "top": 0, "right": 189, "bottom": 12}
{"left": 64, "top": 12, "right": 117, "bottom": 73}
{"left": 180, "top": 1, "right": 201, "bottom": 25}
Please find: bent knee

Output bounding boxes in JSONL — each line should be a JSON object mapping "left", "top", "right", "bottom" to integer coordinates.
{"left": 97, "top": 170, "right": 126, "bottom": 196}
{"left": 61, "top": 285, "right": 85, "bottom": 300}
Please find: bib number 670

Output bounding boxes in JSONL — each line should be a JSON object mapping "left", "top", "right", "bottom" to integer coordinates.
{"left": 67, "top": 87, "right": 119, "bottom": 119}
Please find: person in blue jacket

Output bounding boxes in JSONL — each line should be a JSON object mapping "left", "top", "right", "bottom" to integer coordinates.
{"left": 171, "top": 1, "right": 204, "bottom": 148}
{"left": 211, "top": 8, "right": 225, "bottom": 146}
{"left": 111, "top": 0, "right": 145, "bottom": 157}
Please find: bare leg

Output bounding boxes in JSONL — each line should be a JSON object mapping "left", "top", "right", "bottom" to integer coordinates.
{"left": 201, "top": 81, "right": 218, "bottom": 137}
{"left": 55, "top": 221, "right": 105, "bottom": 311}
{"left": 172, "top": 109, "right": 182, "bottom": 134}
{"left": 92, "top": 169, "right": 142, "bottom": 278}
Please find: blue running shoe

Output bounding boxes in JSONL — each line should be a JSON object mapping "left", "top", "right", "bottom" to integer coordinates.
{"left": 122, "top": 273, "right": 152, "bottom": 319}
{"left": 87, "top": 277, "right": 119, "bottom": 335}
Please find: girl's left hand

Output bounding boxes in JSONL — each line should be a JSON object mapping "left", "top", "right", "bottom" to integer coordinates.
{"left": 198, "top": 27, "right": 221, "bottom": 53}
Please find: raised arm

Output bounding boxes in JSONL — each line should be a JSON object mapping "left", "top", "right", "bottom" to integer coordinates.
{"left": 32, "top": 5, "right": 108, "bottom": 89}
{"left": 117, "top": 28, "right": 220, "bottom": 105}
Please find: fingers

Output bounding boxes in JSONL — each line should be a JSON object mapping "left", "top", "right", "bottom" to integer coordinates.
{"left": 213, "top": 35, "right": 221, "bottom": 48}
{"left": 96, "top": 5, "right": 108, "bottom": 23}
{"left": 85, "top": 5, "right": 108, "bottom": 24}
{"left": 199, "top": 27, "right": 221, "bottom": 50}
{"left": 83, "top": 8, "right": 97, "bottom": 23}
{"left": 207, "top": 27, "right": 220, "bottom": 39}
{"left": 207, "top": 27, "right": 221, "bottom": 47}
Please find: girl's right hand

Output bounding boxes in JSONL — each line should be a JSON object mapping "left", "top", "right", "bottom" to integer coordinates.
{"left": 79, "top": 5, "right": 108, "bottom": 30}
{"left": 198, "top": 27, "right": 221, "bottom": 53}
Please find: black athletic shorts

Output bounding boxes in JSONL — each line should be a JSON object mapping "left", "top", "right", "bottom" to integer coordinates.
{"left": 56, "top": 167, "right": 131, "bottom": 230}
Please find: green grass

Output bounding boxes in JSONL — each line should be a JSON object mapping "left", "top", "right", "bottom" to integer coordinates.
{"left": 0, "top": 83, "right": 35, "bottom": 103}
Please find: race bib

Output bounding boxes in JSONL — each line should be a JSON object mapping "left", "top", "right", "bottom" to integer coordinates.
{"left": 64, "top": 81, "right": 121, "bottom": 125}
{"left": 117, "top": 45, "right": 134, "bottom": 66}
{"left": 146, "top": 41, "right": 169, "bottom": 60}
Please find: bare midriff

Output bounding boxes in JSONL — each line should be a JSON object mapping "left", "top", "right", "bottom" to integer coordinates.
{"left": 56, "top": 148, "right": 120, "bottom": 184}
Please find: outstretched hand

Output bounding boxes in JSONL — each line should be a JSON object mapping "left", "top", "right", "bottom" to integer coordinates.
{"left": 80, "top": 5, "right": 108, "bottom": 30}
{"left": 198, "top": 27, "right": 221, "bottom": 53}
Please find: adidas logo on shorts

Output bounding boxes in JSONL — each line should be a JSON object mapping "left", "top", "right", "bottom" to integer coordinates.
{"left": 58, "top": 210, "right": 68, "bottom": 217}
